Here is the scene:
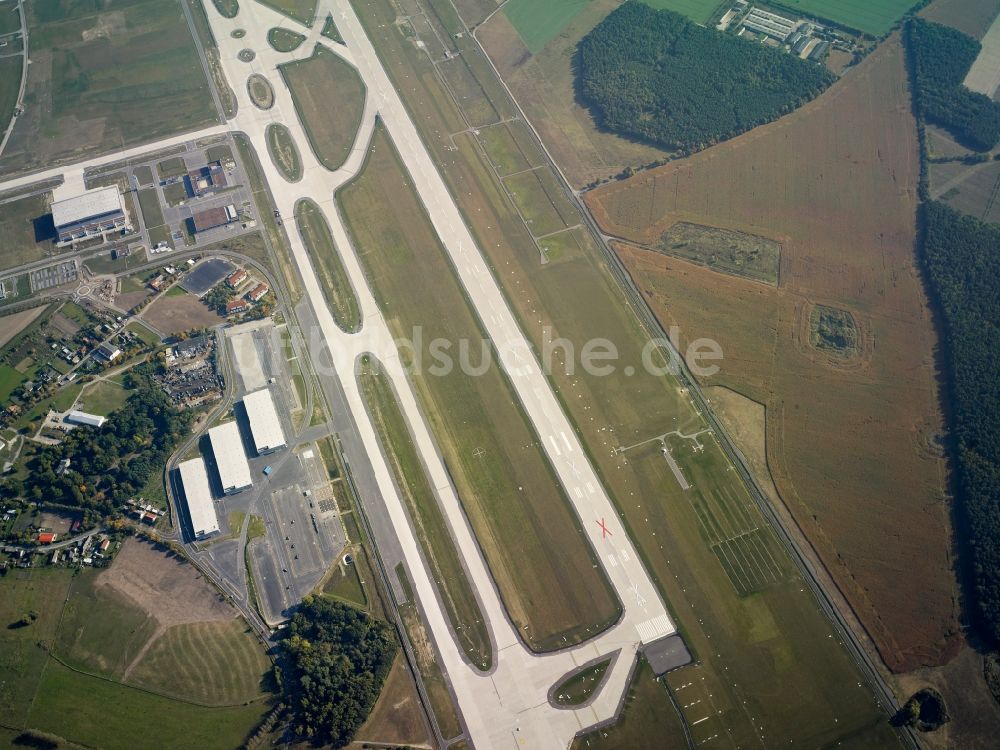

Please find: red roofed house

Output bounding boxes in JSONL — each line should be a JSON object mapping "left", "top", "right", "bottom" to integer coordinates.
{"left": 226, "top": 298, "right": 250, "bottom": 315}
{"left": 37, "top": 532, "right": 57, "bottom": 544}
{"left": 226, "top": 268, "right": 248, "bottom": 288}
{"left": 142, "top": 511, "right": 157, "bottom": 525}
{"left": 99, "top": 538, "right": 111, "bottom": 552}
{"left": 247, "top": 282, "right": 269, "bottom": 303}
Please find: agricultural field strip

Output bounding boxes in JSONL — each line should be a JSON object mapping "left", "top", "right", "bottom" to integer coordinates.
{"left": 201, "top": 2, "right": 675, "bottom": 748}
{"left": 963, "top": 12, "right": 1000, "bottom": 95}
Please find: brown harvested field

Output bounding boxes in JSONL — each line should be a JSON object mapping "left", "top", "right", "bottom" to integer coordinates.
{"left": 477, "top": 0, "right": 666, "bottom": 188}
{"left": 933, "top": 158, "right": 1000, "bottom": 220}
{"left": 587, "top": 38, "right": 959, "bottom": 672}
{"left": 98, "top": 539, "right": 234, "bottom": 627}
{"left": 352, "top": 654, "right": 431, "bottom": 748}
{"left": 920, "top": 0, "right": 1000, "bottom": 38}
{"left": 0, "top": 306, "right": 46, "bottom": 348}
{"left": 141, "top": 292, "right": 223, "bottom": 335}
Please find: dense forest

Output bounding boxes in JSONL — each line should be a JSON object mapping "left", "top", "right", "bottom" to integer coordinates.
{"left": 921, "top": 201, "right": 1000, "bottom": 643}
{"left": 13, "top": 366, "right": 192, "bottom": 510}
{"left": 906, "top": 18, "right": 1000, "bottom": 150}
{"left": 577, "top": 2, "right": 834, "bottom": 152}
{"left": 283, "top": 597, "right": 397, "bottom": 747}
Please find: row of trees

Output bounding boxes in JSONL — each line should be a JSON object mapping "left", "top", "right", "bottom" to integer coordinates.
{"left": 282, "top": 596, "right": 397, "bottom": 747}
{"left": 906, "top": 18, "right": 1000, "bottom": 150}
{"left": 16, "top": 364, "right": 192, "bottom": 511}
{"left": 921, "top": 201, "right": 1000, "bottom": 644}
{"left": 577, "top": 2, "right": 834, "bottom": 153}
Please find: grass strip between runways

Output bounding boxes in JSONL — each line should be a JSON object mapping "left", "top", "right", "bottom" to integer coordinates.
{"left": 359, "top": 355, "right": 491, "bottom": 669}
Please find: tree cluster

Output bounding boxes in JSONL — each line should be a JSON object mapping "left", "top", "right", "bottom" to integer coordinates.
{"left": 282, "top": 597, "right": 397, "bottom": 748}
{"left": 18, "top": 367, "right": 192, "bottom": 511}
{"left": 906, "top": 18, "right": 1000, "bottom": 150}
{"left": 577, "top": 2, "right": 834, "bottom": 153}
{"left": 921, "top": 201, "right": 1000, "bottom": 644}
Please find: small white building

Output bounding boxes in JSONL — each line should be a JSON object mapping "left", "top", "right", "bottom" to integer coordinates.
{"left": 177, "top": 457, "right": 220, "bottom": 540}
{"left": 208, "top": 421, "right": 252, "bottom": 494}
{"left": 242, "top": 388, "right": 286, "bottom": 455}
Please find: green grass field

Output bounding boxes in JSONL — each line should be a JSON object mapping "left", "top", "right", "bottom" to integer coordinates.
{"left": 268, "top": 26, "right": 306, "bottom": 51}
{"left": 126, "top": 321, "right": 161, "bottom": 346}
{"left": 266, "top": 122, "right": 303, "bottom": 182}
{"left": 76, "top": 380, "right": 131, "bottom": 416}
{"left": 54, "top": 572, "right": 158, "bottom": 681}
{"left": 137, "top": 189, "right": 165, "bottom": 230}
{"left": 28, "top": 659, "right": 269, "bottom": 750}
{"left": 0, "top": 0, "right": 216, "bottom": 175}
{"left": 323, "top": 561, "right": 368, "bottom": 608}
{"left": 773, "top": 0, "right": 919, "bottom": 35}
{"left": 127, "top": 619, "right": 271, "bottom": 704}
{"left": 0, "top": 192, "right": 55, "bottom": 272}
{"left": 258, "top": 0, "right": 317, "bottom": 26}
{"left": 0, "top": 363, "right": 25, "bottom": 401}
{"left": 358, "top": 356, "right": 491, "bottom": 669}
{"left": 339, "top": 123, "right": 620, "bottom": 650}
{"left": 295, "top": 198, "right": 360, "bottom": 331}
{"left": 280, "top": 45, "right": 365, "bottom": 171}
{"left": 0, "top": 54, "right": 22, "bottom": 140}
{"left": 353, "top": 0, "right": 905, "bottom": 745}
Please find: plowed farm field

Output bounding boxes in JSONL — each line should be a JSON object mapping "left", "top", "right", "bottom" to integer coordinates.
{"left": 586, "top": 37, "right": 958, "bottom": 672}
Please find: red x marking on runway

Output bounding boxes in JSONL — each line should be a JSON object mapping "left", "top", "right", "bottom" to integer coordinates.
{"left": 597, "top": 518, "right": 613, "bottom": 539}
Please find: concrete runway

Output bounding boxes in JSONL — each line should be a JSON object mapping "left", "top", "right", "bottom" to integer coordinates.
{"left": 199, "top": 1, "right": 680, "bottom": 747}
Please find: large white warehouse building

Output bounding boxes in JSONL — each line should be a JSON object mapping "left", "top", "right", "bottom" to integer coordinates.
{"left": 177, "top": 458, "right": 220, "bottom": 540}
{"left": 208, "top": 421, "right": 252, "bottom": 494}
{"left": 243, "top": 388, "right": 286, "bottom": 455}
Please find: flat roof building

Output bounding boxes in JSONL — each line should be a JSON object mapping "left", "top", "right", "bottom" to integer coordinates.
{"left": 185, "top": 162, "right": 229, "bottom": 198}
{"left": 208, "top": 421, "right": 252, "bottom": 494}
{"left": 743, "top": 8, "right": 799, "bottom": 41}
{"left": 177, "top": 458, "right": 220, "bottom": 539}
{"left": 66, "top": 410, "right": 107, "bottom": 429}
{"left": 190, "top": 204, "right": 238, "bottom": 233}
{"left": 51, "top": 187, "right": 130, "bottom": 244}
{"left": 243, "top": 388, "right": 286, "bottom": 455}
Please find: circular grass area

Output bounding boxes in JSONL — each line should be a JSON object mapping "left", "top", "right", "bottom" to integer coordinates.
{"left": 267, "top": 27, "right": 306, "bottom": 53}
{"left": 247, "top": 74, "right": 275, "bottom": 110}
{"left": 237, "top": 48, "right": 255, "bottom": 63}
{"left": 230, "top": 29, "right": 246, "bottom": 39}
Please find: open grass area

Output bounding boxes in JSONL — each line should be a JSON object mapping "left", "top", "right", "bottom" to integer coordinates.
{"left": 258, "top": 0, "right": 317, "bottom": 26}
{"left": 642, "top": 0, "right": 724, "bottom": 23}
{"left": 53, "top": 571, "right": 158, "bottom": 681}
{"left": 28, "top": 659, "right": 268, "bottom": 750}
{"left": 321, "top": 13, "right": 344, "bottom": 42}
{"left": 0, "top": 569, "right": 75, "bottom": 728}
{"left": 267, "top": 26, "right": 305, "bottom": 52}
{"left": 295, "top": 198, "right": 360, "bottom": 331}
{"left": 280, "top": 45, "right": 365, "bottom": 172}
{"left": 774, "top": 0, "right": 920, "bottom": 35}
{"left": 0, "top": 192, "right": 55, "bottom": 271}
{"left": 504, "top": 166, "right": 578, "bottom": 237}
{"left": 126, "top": 321, "right": 161, "bottom": 346}
{"left": 137, "top": 189, "right": 165, "bottom": 230}
{"left": 479, "top": 0, "right": 665, "bottom": 188}
{"left": 503, "top": 0, "right": 590, "bottom": 53}
{"left": 591, "top": 38, "right": 956, "bottom": 673}
{"left": 323, "top": 560, "right": 367, "bottom": 608}
{"left": 339, "top": 122, "right": 620, "bottom": 651}
{"left": 0, "top": 54, "right": 21, "bottom": 139}
{"left": 265, "top": 122, "right": 303, "bottom": 182}
{"left": 553, "top": 658, "right": 611, "bottom": 706}
{"left": 354, "top": 0, "right": 905, "bottom": 744}
{"left": 572, "top": 661, "right": 688, "bottom": 749}
{"left": 76, "top": 379, "right": 131, "bottom": 417}
{"left": 0, "top": 0, "right": 217, "bottom": 175}
{"left": 127, "top": 619, "right": 271, "bottom": 704}
{"left": 358, "top": 355, "right": 490, "bottom": 668}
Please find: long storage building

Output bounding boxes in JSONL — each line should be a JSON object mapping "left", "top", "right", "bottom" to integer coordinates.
{"left": 208, "top": 421, "right": 253, "bottom": 494}
{"left": 177, "top": 458, "right": 220, "bottom": 539}
{"left": 243, "top": 388, "right": 286, "bottom": 455}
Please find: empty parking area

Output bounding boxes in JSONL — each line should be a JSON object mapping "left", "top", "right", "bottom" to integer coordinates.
{"left": 179, "top": 258, "right": 234, "bottom": 296}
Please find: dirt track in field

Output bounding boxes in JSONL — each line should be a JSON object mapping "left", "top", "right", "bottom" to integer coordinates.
{"left": 587, "top": 37, "right": 959, "bottom": 672}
